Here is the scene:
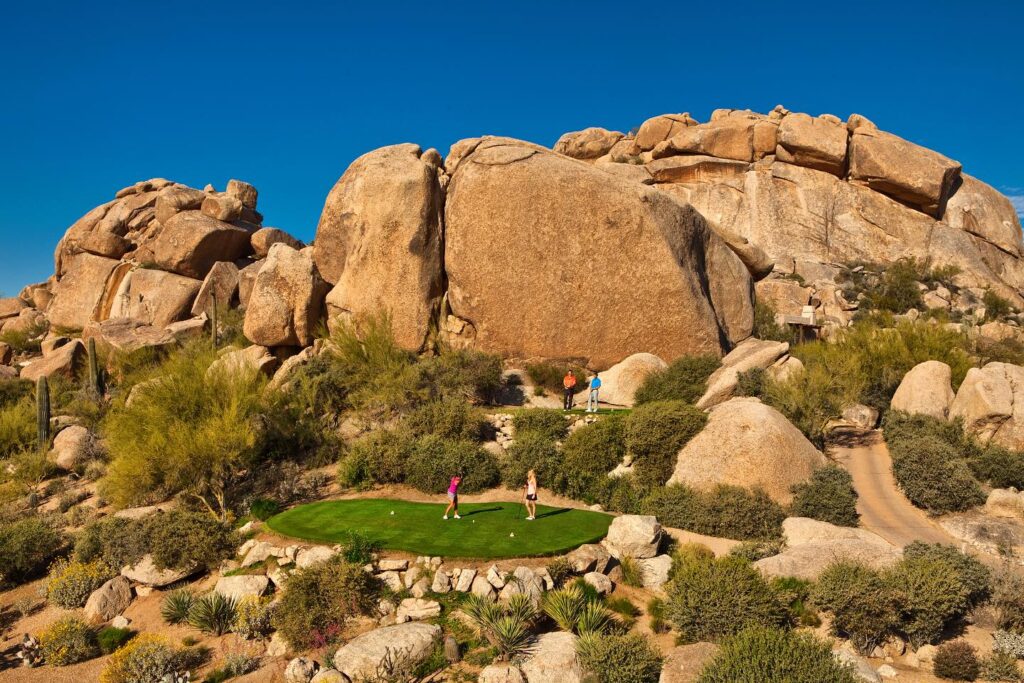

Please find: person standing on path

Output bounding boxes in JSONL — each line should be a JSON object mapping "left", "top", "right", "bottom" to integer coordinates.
{"left": 524, "top": 469, "right": 538, "bottom": 520}
{"left": 562, "top": 370, "right": 577, "bottom": 410}
{"left": 586, "top": 372, "right": 602, "bottom": 413}
{"left": 443, "top": 474, "right": 462, "bottom": 520}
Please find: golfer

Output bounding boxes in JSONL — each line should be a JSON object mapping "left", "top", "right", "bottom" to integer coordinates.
{"left": 562, "top": 370, "right": 577, "bottom": 410}
{"left": 586, "top": 372, "right": 602, "bottom": 413}
{"left": 524, "top": 469, "right": 538, "bottom": 520}
{"left": 443, "top": 474, "right": 462, "bottom": 520}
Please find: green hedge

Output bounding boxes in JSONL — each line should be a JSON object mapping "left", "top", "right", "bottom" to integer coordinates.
{"left": 634, "top": 355, "right": 720, "bottom": 405}
{"left": 625, "top": 401, "right": 706, "bottom": 486}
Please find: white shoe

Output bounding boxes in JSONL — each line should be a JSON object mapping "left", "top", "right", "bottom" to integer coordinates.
{"left": 527, "top": 516, "right": 535, "bottom": 520}
{"left": 443, "top": 515, "right": 448, "bottom": 520}
{"left": 454, "top": 514, "right": 461, "bottom": 519}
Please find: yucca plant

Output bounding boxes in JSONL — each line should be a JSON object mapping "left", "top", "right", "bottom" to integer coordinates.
{"left": 577, "top": 601, "right": 615, "bottom": 635}
{"left": 463, "top": 593, "right": 537, "bottom": 661}
{"left": 619, "top": 556, "right": 644, "bottom": 588}
{"left": 505, "top": 593, "right": 538, "bottom": 625}
{"left": 490, "top": 615, "right": 534, "bottom": 661}
{"left": 160, "top": 589, "right": 195, "bottom": 625}
{"left": 188, "top": 592, "right": 238, "bottom": 635}
{"left": 463, "top": 594, "right": 504, "bottom": 633}
{"left": 542, "top": 586, "right": 587, "bottom": 632}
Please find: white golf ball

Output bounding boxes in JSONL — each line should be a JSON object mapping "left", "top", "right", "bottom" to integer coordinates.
{"left": 510, "top": 532, "right": 515, "bottom": 537}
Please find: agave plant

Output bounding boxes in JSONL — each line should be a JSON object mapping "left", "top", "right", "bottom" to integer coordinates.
{"left": 188, "top": 592, "right": 238, "bottom": 635}
{"left": 462, "top": 593, "right": 537, "bottom": 661}
{"left": 542, "top": 586, "right": 586, "bottom": 632}
{"left": 490, "top": 615, "right": 534, "bottom": 661}
{"left": 463, "top": 594, "right": 504, "bottom": 634}
{"left": 160, "top": 589, "right": 195, "bottom": 625}
{"left": 505, "top": 593, "right": 538, "bottom": 625}
{"left": 576, "top": 600, "right": 614, "bottom": 635}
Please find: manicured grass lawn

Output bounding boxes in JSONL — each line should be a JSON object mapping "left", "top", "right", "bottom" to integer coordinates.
{"left": 267, "top": 498, "right": 613, "bottom": 559}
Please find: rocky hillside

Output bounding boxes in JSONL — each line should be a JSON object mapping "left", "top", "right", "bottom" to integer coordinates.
{"left": 2, "top": 105, "right": 1021, "bottom": 377}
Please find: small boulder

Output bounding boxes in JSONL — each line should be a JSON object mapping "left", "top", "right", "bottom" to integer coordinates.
{"left": 431, "top": 570, "right": 452, "bottom": 594}
{"left": 332, "top": 622, "right": 441, "bottom": 681}
{"left": 214, "top": 575, "right": 269, "bottom": 602}
{"left": 243, "top": 243, "right": 329, "bottom": 347}
{"left": 582, "top": 572, "right": 612, "bottom": 595}
{"left": 252, "top": 228, "right": 304, "bottom": 259}
{"left": 565, "top": 543, "right": 612, "bottom": 574}
{"left": 121, "top": 555, "right": 196, "bottom": 587}
{"left": 754, "top": 518, "right": 902, "bottom": 580}
{"left": 191, "top": 261, "right": 240, "bottom": 317}
{"left": 284, "top": 656, "right": 319, "bottom": 683}
{"left": 696, "top": 338, "right": 789, "bottom": 409}
{"left": 84, "top": 576, "right": 132, "bottom": 622}
{"left": 553, "top": 127, "right": 624, "bottom": 160}
{"left": 295, "top": 546, "right": 336, "bottom": 568}
{"left": 50, "top": 425, "right": 95, "bottom": 471}
{"left": 310, "top": 671, "right": 346, "bottom": 683}
{"left": 519, "top": 631, "right": 582, "bottom": 683}
{"left": 584, "top": 353, "right": 667, "bottom": 407}
{"left": 499, "top": 566, "right": 545, "bottom": 604}
{"left": 397, "top": 597, "right": 441, "bottom": 621}
{"left": 890, "top": 360, "right": 955, "bottom": 419}
{"left": 833, "top": 650, "right": 882, "bottom": 683}
{"left": 471, "top": 575, "right": 496, "bottom": 601}
{"left": 604, "top": 515, "right": 662, "bottom": 559}
{"left": 208, "top": 344, "right": 279, "bottom": 378}
{"left": 637, "top": 554, "right": 673, "bottom": 590}
{"left": 454, "top": 568, "right": 477, "bottom": 592}
{"left": 479, "top": 664, "right": 526, "bottom": 683}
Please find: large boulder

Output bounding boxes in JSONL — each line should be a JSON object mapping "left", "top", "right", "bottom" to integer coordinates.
{"left": 949, "top": 362, "right": 1024, "bottom": 449}
{"left": 21, "top": 339, "right": 84, "bottom": 382}
{"left": 243, "top": 244, "right": 329, "bottom": 347}
{"left": 848, "top": 128, "right": 961, "bottom": 218}
{"left": 604, "top": 515, "right": 662, "bottom": 559}
{"left": 208, "top": 345, "right": 279, "bottom": 378}
{"left": 754, "top": 518, "right": 902, "bottom": 580}
{"left": 332, "top": 623, "right": 441, "bottom": 680}
{"left": 107, "top": 268, "right": 201, "bottom": 327}
{"left": 519, "top": 632, "right": 582, "bottom": 683}
{"left": 315, "top": 144, "right": 445, "bottom": 351}
{"left": 47, "top": 253, "right": 122, "bottom": 330}
{"left": 252, "top": 227, "right": 303, "bottom": 259}
{"left": 635, "top": 113, "right": 697, "bottom": 152}
{"left": 890, "top": 360, "right": 955, "bottom": 419}
{"left": 945, "top": 174, "right": 1024, "bottom": 257}
{"left": 83, "top": 318, "right": 176, "bottom": 354}
{"left": 775, "top": 113, "right": 849, "bottom": 176}
{"left": 121, "top": 555, "right": 196, "bottom": 587}
{"left": 659, "top": 642, "right": 721, "bottom": 683}
{"left": 191, "top": 261, "right": 240, "bottom": 316}
{"left": 652, "top": 113, "right": 767, "bottom": 163}
{"left": 214, "top": 575, "right": 269, "bottom": 602}
{"left": 84, "top": 576, "right": 132, "bottom": 622}
{"left": 0, "top": 297, "right": 28, "bottom": 320}
{"left": 696, "top": 338, "right": 789, "bottom": 409}
{"left": 444, "top": 137, "right": 739, "bottom": 367}
{"left": 553, "top": 127, "right": 624, "bottom": 160}
{"left": 50, "top": 425, "right": 95, "bottom": 471}
{"left": 147, "top": 210, "right": 253, "bottom": 279}
{"left": 580, "top": 353, "right": 666, "bottom": 407}
{"left": 668, "top": 398, "right": 827, "bottom": 504}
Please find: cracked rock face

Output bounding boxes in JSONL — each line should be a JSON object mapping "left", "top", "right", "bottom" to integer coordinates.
{"left": 949, "top": 362, "right": 1024, "bottom": 449}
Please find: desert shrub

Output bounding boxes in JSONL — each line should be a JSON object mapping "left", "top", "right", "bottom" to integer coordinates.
{"left": 74, "top": 515, "right": 148, "bottom": 571}
{"left": 992, "top": 570, "right": 1024, "bottom": 632}
{"left": 97, "top": 626, "right": 133, "bottom": 654}
{"left": 234, "top": 596, "right": 274, "bottom": 640}
{"left": 968, "top": 446, "right": 1024, "bottom": 489}
{"left": 696, "top": 626, "right": 858, "bottom": 683}
{"left": 0, "top": 377, "right": 34, "bottom": 408}
{"left": 46, "top": 558, "right": 115, "bottom": 609}
{"left": 634, "top": 354, "right": 720, "bottom": 405}
{"left": 753, "top": 300, "right": 792, "bottom": 343}
{"left": 272, "top": 557, "right": 380, "bottom": 649}
{"left": 935, "top": 641, "right": 981, "bottom": 681}
{"left": 500, "top": 431, "right": 562, "bottom": 489}
{"left": 0, "top": 515, "right": 66, "bottom": 586}
{"left": 338, "top": 530, "right": 379, "bottom": 564}
{"left": 981, "top": 650, "right": 1021, "bottom": 682}
{"left": 542, "top": 585, "right": 597, "bottom": 633}
{"left": 188, "top": 592, "right": 237, "bottom": 635}
{"left": 101, "top": 342, "right": 267, "bottom": 519}
{"left": 772, "top": 576, "right": 820, "bottom": 628}
{"left": 338, "top": 428, "right": 416, "bottom": 488}
{"left": 418, "top": 347, "right": 504, "bottom": 404}
{"left": 39, "top": 613, "right": 99, "bottom": 666}
{"left": 591, "top": 474, "right": 650, "bottom": 514}
{"left": 558, "top": 415, "right": 626, "bottom": 500}
{"left": 620, "top": 556, "right": 643, "bottom": 587}
{"left": 545, "top": 557, "right": 574, "bottom": 588}
{"left": 993, "top": 630, "right": 1024, "bottom": 658}
{"left": 625, "top": 401, "right": 706, "bottom": 486}
{"left": 644, "top": 484, "right": 785, "bottom": 541}
{"left": 525, "top": 361, "right": 587, "bottom": 395}
{"left": 404, "top": 435, "right": 499, "bottom": 494}
{"left": 666, "top": 552, "right": 785, "bottom": 643}
{"left": 0, "top": 397, "right": 36, "bottom": 459}
{"left": 405, "top": 399, "right": 486, "bottom": 441}
{"left": 512, "top": 408, "right": 568, "bottom": 441}
{"left": 248, "top": 497, "right": 280, "bottom": 521}
{"left": 888, "top": 554, "right": 971, "bottom": 648}
{"left": 889, "top": 434, "right": 985, "bottom": 513}
{"left": 147, "top": 510, "right": 237, "bottom": 572}
{"left": 161, "top": 589, "right": 195, "bottom": 625}
{"left": 984, "top": 290, "right": 1015, "bottom": 321}
{"left": 0, "top": 319, "right": 47, "bottom": 354}
{"left": 100, "top": 633, "right": 182, "bottom": 683}
{"left": 813, "top": 561, "right": 899, "bottom": 654}
{"left": 729, "top": 539, "right": 786, "bottom": 563}
{"left": 735, "top": 367, "right": 766, "bottom": 398}
{"left": 860, "top": 258, "right": 925, "bottom": 314}
{"left": 789, "top": 465, "right": 859, "bottom": 527}
{"left": 576, "top": 632, "right": 663, "bottom": 683}
{"left": 903, "top": 542, "right": 991, "bottom": 607}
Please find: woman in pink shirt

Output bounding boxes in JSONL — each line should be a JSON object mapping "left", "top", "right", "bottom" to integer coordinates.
{"left": 443, "top": 474, "right": 462, "bottom": 520}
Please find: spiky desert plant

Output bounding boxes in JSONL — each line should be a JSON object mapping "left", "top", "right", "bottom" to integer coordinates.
{"left": 505, "top": 593, "right": 538, "bottom": 625}
{"left": 210, "top": 291, "right": 219, "bottom": 347}
{"left": 160, "top": 589, "right": 195, "bottom": 625}
{"left": 490, "top": 615, "right": 534, "bottom": 661}
{"left": 577, "top": 600, "right": 615, "bottom": 635}
{"left": 87, "top": 337, "right": 103, "bottom": 398}
{"left": 463, "top": 594, "right": 504, "bottom": 633}
{"left": 36, "top": 376, "right": 50, "bottom": 448}
{"left": 619, "top": 556, "right": 644, "bottom": 588}
{"left": 542, "top": 585, "right": 587, "bottom": 632}
{"left": 188, "top": 592, "right": 237, "bottom": 635}
{"left": 463, "top": 593, "right": 537, "bottom": 661}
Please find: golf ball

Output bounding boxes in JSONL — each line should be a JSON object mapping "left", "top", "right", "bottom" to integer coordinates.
{"left": 510, "top": 532, "right": 515, "bottom": 537}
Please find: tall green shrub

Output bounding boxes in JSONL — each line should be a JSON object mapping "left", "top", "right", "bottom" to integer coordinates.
{"left": 697, "top": 627, "right": 858, "bottom": 683}
{"left": 634, "top": 355, "right": 720, "bottom": 405}
{"left": 789, "top": 465, "right": 859, "bottom": 527}
{"left": 625, "top": 401, "right": 706, "bottom": 486}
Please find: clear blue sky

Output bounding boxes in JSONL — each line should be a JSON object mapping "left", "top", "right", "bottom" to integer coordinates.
{"left": 2, "top": 0, "right": 1022, "bottom": 295}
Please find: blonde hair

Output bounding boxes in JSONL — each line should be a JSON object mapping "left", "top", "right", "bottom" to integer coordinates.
{"left": 527, "top": 469, "right": 536, "bottom": 481}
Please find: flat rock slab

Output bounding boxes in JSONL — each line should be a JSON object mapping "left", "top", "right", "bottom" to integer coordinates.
{"left": 332, "top": 622, "right": 441, "bottom": 680}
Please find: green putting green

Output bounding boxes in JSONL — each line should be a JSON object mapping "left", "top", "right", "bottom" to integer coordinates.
{"left": 266, "top": 498, "right": 613, "bottom": 559}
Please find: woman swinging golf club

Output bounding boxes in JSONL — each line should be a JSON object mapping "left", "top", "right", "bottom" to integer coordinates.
{"left": 443, "top": 473, "right": 462, "bottom": 520}
{"left": 523, "top": 469, "right": 538, "bottom": 520}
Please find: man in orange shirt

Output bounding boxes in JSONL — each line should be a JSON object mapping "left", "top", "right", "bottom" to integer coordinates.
{"left": 562, "top": 370, "right": 577, "bottom": 410}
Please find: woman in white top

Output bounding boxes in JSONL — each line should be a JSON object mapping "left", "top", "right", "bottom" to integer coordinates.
{"left": 524, "top": 469, "right": 538, "bottom": 520}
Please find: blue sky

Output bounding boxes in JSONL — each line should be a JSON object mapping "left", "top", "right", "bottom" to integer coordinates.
{"left": 1, "top": 0, "right": 1022, "bottom": 295}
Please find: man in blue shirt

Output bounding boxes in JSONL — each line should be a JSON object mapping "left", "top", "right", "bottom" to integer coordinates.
{"left": 586, "top": 373, "right": 602, "bottom": 413}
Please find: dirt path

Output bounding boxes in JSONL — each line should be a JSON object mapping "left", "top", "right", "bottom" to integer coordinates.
{"left": 831, "top": 432, "right": 956, "bottom": 548}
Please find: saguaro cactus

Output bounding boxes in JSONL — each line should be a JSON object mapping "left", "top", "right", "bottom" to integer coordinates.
{"left": 210, "top": 291, "right": 219, "bottom": 347}
{"left": 36, "top": 376, "right": 50, "bottom": 449}
{"left": 87, "top": 337, "right": 103, "bottom": 397}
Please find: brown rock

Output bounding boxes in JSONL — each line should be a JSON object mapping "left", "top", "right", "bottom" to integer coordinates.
{"left": 948, "top": 362, "right": 1024, "bottom": 450}
{"left": 191, "top": 261, "right": 240, "bottom": 317}
{"left": 634, "top": 113, "right": 697, "bottom": 151}
{"left": 108, "top": 268, "right": 201, "bottom": 327}
{"left": 83, "top": 318, "right": 176, "bottom": 354}
{"left": 890, "top": 360, "right": 955, "bottom": 419}
{"left": 227, "top": 179, "right": 258, "bottom": 208}
{"left": 776, "top": 113, "right": 849, "bottom": 175}
{"left": 697, "top": 338, "right": 789, "bottom": 409}
{"left": 154, "top": 186, "right": 206, "bottom": 225}
{"left": 0, "top": 298, "right": 26, "bottom": 320}
{"left": 553, "top": 127, "right": 624, "bottom": 160}
{"left": 209, "top": 345, "right": 279, "bottom": 377}
{"left": 78, "top": 231, "right": 132, "bottom": 259}
{"left": 50, "top": 425, "right": 95, "bottom": 471}
{"left": 0, "top": 342, "right": 11, "bottom": 365}
{"left": 47, "top": 253, "right": 122, "bottom": 330}
{"left": 244, "top": 244, "right": 329, "bottom": 347}
{"left": 945, "top": 174, "right": 1024, "bottom": 257}
{"left": 149, "top": 210, "right": 253, "bottom": 279}
{"left": 849, "top": 128, "right": 962, "bottom": 218}
{"left": 251, "top": 228, "right": 304, "bottom": 259}
{"left": 444, "top": 137, "right": 732, "bottom": 367}
{"left": 705, "top": 229, "right": 754, "bottom": 343}
{"left": 316, "top": 144, "right": 444, "bottom": 350}
{"left": 1, "top": 309, "right": 47, "bottom": 337}
{"left": 19, "top": 282, "right": 53, "bottom": 311}
{"left": 659, "top": 642, "right": 721, "bottom": 683}
{"left": 645, "top": 155, "right": 751, "bottom": 184}
{"left": 238, "top": 259, "right": 265, "bottom": 309}
{"left": 201, "top": 194, "right": 243, "bottom": 222}
{"left": 581, "top": 353, "right": 666, "bottom": 407}
{"left": 21, "top": 339, "right": 84, "bottom": 381}
{"left": 652, "top": 115, "right": 759, "bottom": 162}
{"left": 84, "top": 576, "right": 132, "bottom": 622}
{"left": 755, "top": 278, "right": 813, "bottom": 317}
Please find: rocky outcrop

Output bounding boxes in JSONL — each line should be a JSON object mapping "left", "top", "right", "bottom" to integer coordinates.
{"left": 107, "top": 268, "right": 201, "bottom": 327}
{"left": 314, "top": 144, "right": 444, "bottom": 351}
{"left": 755, "top": 518, "right": 902, "bottom": 580}
{"left": 214, "top": 575, "right": 269, "bottom": 602}
{"left": 890, "top": 360, "right": 955, "bottom": 419}
{"left": 121, "top": 555, "right": 196, "bottom": 587}
{"left": 47, "top": 253, "right": 122, "bottom": 330}
{"left": 949, "top": 362, "right": 1024, "bottom": 449}
{"left": 50, "top": 425, "right": 94, "bottom": 471}
{"left": 20, "top": 339, "right": 84, "bottom": 381}
{"left": 553, "top": 127, "right": 624, "bottom": 160}
{"left": 444, "top": 137, "right": 744, "bottom": 367}
{"left": 243, "top": 244, "right": 329, "bottom": 347}
{"left": 191, "top": 261, "right": 240, "bottom": 316}
{"left": 147, "top": 211, "right": 253, "bottom": 279}
{"left": 332, "top": 623, "right": 441, "bottom": 681}
{"left": 604, "top": 515, "right": 662, "bottom": 559}
{"left": 668, "top": 398, "right": 827, "bottom": 504}
{"left": 696, "top": 338, "right": 789, "bottom": 409}
{"left": 252, "top": 227, "right": 303, "bottom": 258}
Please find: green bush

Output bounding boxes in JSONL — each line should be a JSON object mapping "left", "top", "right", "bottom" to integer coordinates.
{"left": 634, "top": 355, "right": 720, "bottom": 405}
{"left": 644, "top": 484, "right": 785, "bottom": 541}
{"left": 545, "top": 557, "right": 574, "bottom": 588}
{"left": 500, "top": 431, "right": 562, "bottom": 490}
{"left": 991, "top": 570, "right": 1024, "bottom": 632}
{"left": 735, "top": 367, "right": 766, "bottom": 398}
{"left": 902, "top": 542, "right": 990, "bottom": 607}
{"left": 860, "top": 259, "right": 925, "bottom": 314}
{"left": 0, "top": 397, "right": 36, "bottom": 459}
{"left": 39, "top": 613, "right": 99, "bottom": 666}
{"left": 46, "top": 558, "right": 115, "bottom": 609}
{"left": 934, "top": 640, "right": 981, "bottom": 681}
{"left": 525, "top": 361, "right": 587, "bottom": 395}
{"left": 889, "top": 434, "right": 985, "bottom": 513}
{"left": 753, "top": 301, "right": 792, "bottom": 343}
{"left": 512, "top": 409, "right": 568, "bottom": 441}
{"left": 0, "top": 516, "right": 67, "bottom": 586}
{"left": 161, "top": 589, "right": 195, "bottom": 625}
{"left": 100, "top": 633, "right": 182, "bottom": 683}
{"left": 97, "top": 626, "right": 133, "bottom": 654}
{"left": 248, "top": 498, "right": 280, "bottom": 521}
{"left": 147, "top": 510, "right": 238, "bottom": 572}
{"left": 234, "top": 596, "right": 274, "bottom": 640}
{"left": 789, "top": 465, "right": 859, "bottom": 527}
{"left": 272, "top": 557, "right": 380, "bottom": 649}
{"left": 404, "top": 435, "right": 499, "bottom": 494}
{"left": 558, "top": 415, "right": 626, "bottom": 500}
{"left": 338, "top": 428, "right": 415, "bottom": 488}
{"left": 417, "top": 347, "right": 504, "bottom": 404}
{"left": 0, "top": 377, "right": 34, "bottom": 408}
{"left": 813, "top": 561, "right": 899, "bottom": 654}
{"left": 591, "top": 474, "right": 650, "bottom": 515}
{"left": 696, "top": 627, "right": 858, "bottom": 683}
{"left": 968, "top": 446, "right": 1024, "bottom": 489}
{"left": 666, "top": 552, "right": 785, "bottom": 643}
{"left": 625, "top": 401, "right": 706, "bottom": 486}
{"left": 984, "top": 290, "right": 1015, "bottom": 321}
{"left": 74, "top": 516, "right": 149, "bottom": 572}
{"left": 405, "top": 399, "right": 486, "bottom": 441}
{"left": 338, "top": 530, "right": 379, "bottom": 565}
{"left": 187, "top": 592, "right": 237, "bottom": 635}
{"left": 981, "top": 650, "right": 1022, "bottom": 682}
{"left": 576, "top": 632, "right": 663, "bottom": 683}
{"left": 888, "top": 554, "right": 971, "bottom": 648}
